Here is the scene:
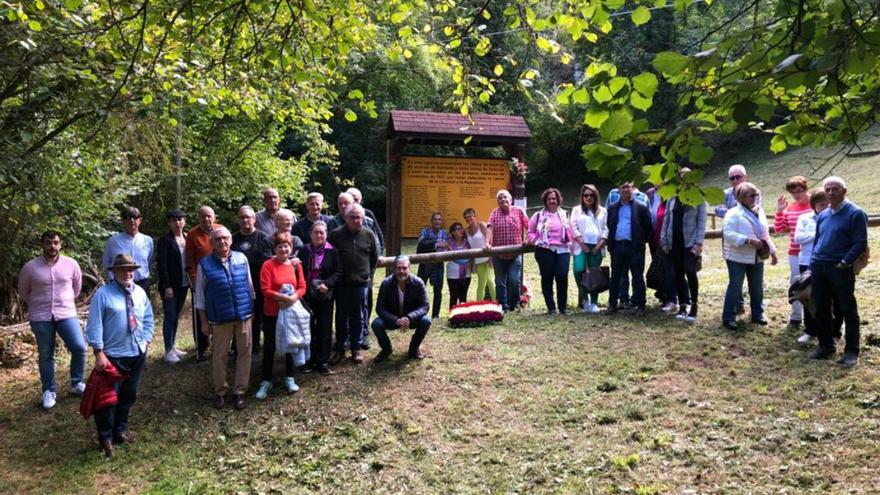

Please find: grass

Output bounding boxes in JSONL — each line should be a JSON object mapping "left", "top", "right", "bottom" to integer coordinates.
{"left": 2, "top": 138, "right": 880, "bottom": 494}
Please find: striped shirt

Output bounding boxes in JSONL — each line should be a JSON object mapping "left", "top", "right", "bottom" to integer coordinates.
{"left": 774, "top": 202, "right": 811, "bottom": 255}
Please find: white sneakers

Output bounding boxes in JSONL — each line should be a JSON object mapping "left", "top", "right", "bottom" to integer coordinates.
{"left": 661, "top": 302, "right": 678, "bottom": 313}
{"left": 173, "top": 348, "right": 187, "bottom": 357}
{"left": 255, "top": 381, "right": 272, "bottom": 400}
{"left": 581, "top": 302, "right": 601, "bottom": 314}
{"left": 284, "top": 377, "right": 300, "bottom": 394}
{"left": 164, "top": 351, "right": 181, "bottom": 364}
{"left": 42, "top": 390, "right": 56, "bottom": 410}
{"left": 71, "top": 382, "right": 86, "bottom": 396}
{"left": 796, "top": 333, "right": 813, "bottom": 345}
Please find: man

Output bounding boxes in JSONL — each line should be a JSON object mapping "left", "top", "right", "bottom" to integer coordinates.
{"left": 18, "top": 231, "right": 87, "bottom": 410}
{"left": 714, "top": 164, "right": 762, "bottom": 218}
{"left": 232, "top": 206, "right": 273, "bottom": 355}
{"left": 292, "top": 192, "right": 332, "bottom": 246}
{"left": 102, "top": 206, "right": 154, "bottom": 294}
{"left": 417, "top": 212, "right": 449, "bottom": 319}
{"left": 371, "top": 256, "right": 430, "bottom": 362}
{"left": 606, "top": 182, "right": 654, "bottom": 314}
{"left": 86, "top": 254, "right": 155, "bottom": 457}
{"left": 256, "top": 188, "right": 289, "bottom": 236}
{"left": 347, "top": 187, "right": 384, "bottom": 254}
{"left": 327, "top": 192, "right": 382, "bottom": 249}
{"left": 185, "top": 206, "right": 224, "bottom": 361}
{"left": 605, "top": 187, "right": 649, "bottom": 307}
{"left": 328, "top": 203, "right": 378, "bottom": 364}
{"left": 194, "top": 227, "right": 255, "bottom": 410}
{"left": 486, "top": 189, "right": 529, "bottom": 312}
{"left": 808, "top": 177, "right": 868, "bottom": 367}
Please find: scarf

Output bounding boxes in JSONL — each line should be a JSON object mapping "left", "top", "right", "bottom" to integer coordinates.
{"left": 305, "top": 242, "right": 332, "bottom": 282}
{"left": 536, "top": 208, "right": 569, "bottom": 247}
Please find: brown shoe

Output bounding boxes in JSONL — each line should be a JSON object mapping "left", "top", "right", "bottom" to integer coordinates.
{"left": 408, "top": 348, "right": 426, "bottom": 360}
{"left": 233, "top": 394, "right": 246, "bottom": 411}
{"left": 330, "top": 351, "right": 346, "bottom": 365}
{"left": 352, "top": 350, "right": 364, "bottom": 364}
{"left": 113, "top": 431, "right": 134, "bottom": 444}
{"left": 213, "top": 395, "right": 225, "bottom": 409}
{"left": 100, "top": 439, "right": 113, "bottom": 458}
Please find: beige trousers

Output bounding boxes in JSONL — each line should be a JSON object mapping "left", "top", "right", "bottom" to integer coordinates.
{"left": 211, "top": 319, "right": 252, "bottom": 396}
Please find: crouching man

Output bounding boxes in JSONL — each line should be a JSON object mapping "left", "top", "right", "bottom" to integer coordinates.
{"left": 371, "top": 256, "right": 430, "bottom": 362}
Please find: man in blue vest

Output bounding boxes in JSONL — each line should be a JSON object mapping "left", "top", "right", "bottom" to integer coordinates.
{"left": 194, "top": 226, "right": 255, "bottom": 410}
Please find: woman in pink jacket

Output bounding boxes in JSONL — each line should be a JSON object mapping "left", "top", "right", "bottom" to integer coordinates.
{"left": 528, "top": 188, "right": 573, "bottom": 314}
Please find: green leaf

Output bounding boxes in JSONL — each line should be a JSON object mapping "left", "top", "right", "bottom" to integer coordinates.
{"left": 593, "top": 85, "right": 613, "bottom": 103}
{"left": 632, "top": 73, "right": 659, "bottom": 97}
{"left": 572, "top": 88, "right": 590, "bottom": 104}
{"left": 556, "top": 85, "right": 574, "bottom": 105}
{"left": 600, "top": 109, "right": 633, "bottom": 140}
{"left": 28, "top": 20, "right": 42, "bottom": 31}
{"left": 702, "top": 187, "right": 726, "bottom": 205}
{"left": 344, "top": 109, "right": 357, "bottom": 122}
{"left": 584, "top": 108, "right": 609, "bottom": 128}
{"left": 608, "top": 77, "right": 628, "bottom": 96}
{"left": 65, "top": 0, "right": 83, "bottom": 9}
{"left": 652, "top": 52, "right": 690, "bottom": 75}
{"left": 630, "top": 91, "right": 653, "bottom": 111}
{"left": 142, "top": 93, "right": 153, "bottom": 105}
{"left": 679, "top": 186, "right": 704, "bottom": 206}
{"left": 494, "top": 64, "right": 504, "bottom": 76}
{"left": 688, "top": 142, "right": 714, "bottom": 164}
{"left": 631, "top": 6, "right": 651, "bottom": 25}
{"left": 770, "top": 135, "right": 787, "bottom": 153}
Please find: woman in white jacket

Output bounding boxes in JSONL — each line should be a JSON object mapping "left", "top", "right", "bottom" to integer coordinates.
{"left": 569, "top": 184, "right": 608, "bottom": 313}
{"left": 721, "top": 182, "right": 778, "bottom": 330}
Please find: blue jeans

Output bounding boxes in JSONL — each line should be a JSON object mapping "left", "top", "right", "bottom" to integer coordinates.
{"left": 94, "top": 353, "right": 145, "bottom": 442}
{"left": 722, "top": 260, "right": 764, "bottom": 323}
{"left": 161, "top": 286, "right": 188, "bottom": 353}
{"left": 493, "top": 256, "right": 523, "bottom": 311}
{"left": 609, "top": 242, "right": 647, "bottom": 308}
{"left": 534, "top": 247, "right": 570, "bottom": 312}
{"left": 371, "top": 315, "right": 431, "bottom": 355}
{"left": 811, "top": 262, "right": 859, "bottom": 354}
{"left": 335, "top": 283, "right": 369, "bottom": 353}
{"left": 31, "top": 318, "right": 87, "bottom": 392}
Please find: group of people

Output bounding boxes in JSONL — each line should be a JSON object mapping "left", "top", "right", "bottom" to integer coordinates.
{"left": 17, "top": 187, "right": 431, "bottom": 457}
{"left": 15, "top": 167, "right": 870, "bottom": 458}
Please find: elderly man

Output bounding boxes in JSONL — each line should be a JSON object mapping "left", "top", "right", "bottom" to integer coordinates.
{"left": 292, "top": 192, "right": 332, "bottom": 246}
{"left": 194, "top": 227, "right": 255, "bottom": 410}
{"left": 256, "top": 188, "right": 291, "bottom": 236}
{"left": 606, "top": 182, "right": 654, "bottom": 315}
{"left": 18, "top": 231, "right": 87, "bottom": 410}
{"left": 417, "top": 212, "right": 449, "bottom": 319}
{"left": 808, "top": 177, "right": 868, "bottom": 367}
{"left": 103, "top": 206, "right": 154, "bottom": 294}
{"left": 185, "top": 206, "right": 224, "bottom": 361}
{"left": 714, "top": 164, "right": 762, "bottom": 218}
{"left": 328, "top": 192, "right": 382, "bottom": 248}
{"left": 347, "top": 187, "right": 384, "bottom": 253}
{"left": 86, "top": 254, "right": 155, "bottom": 457}
{"left": 328, "top": 203, "right": 378, "bottom": 364}
{"left": 371, "top": 256, "right": 430, "bottom": 362}
{"left": 486, "top": 189, "right": 529, "bottom": 312}
{"left": 232, "top": 206, "right": 273, "bottom": 354}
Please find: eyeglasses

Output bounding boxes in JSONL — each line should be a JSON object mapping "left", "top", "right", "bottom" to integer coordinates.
{"left": 582, "top": 193, "right": 595, "bottom": 198}
{"left": 729, "top": 175, "right": 744, "bottom": 181}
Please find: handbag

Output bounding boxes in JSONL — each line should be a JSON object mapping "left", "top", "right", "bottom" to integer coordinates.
{"left": 756, "top": 240, "right": 771, "bottom": 260}
{"left": 646, "top": 257, "right": 664, "bottom": 291}
{"left": 581, "top": 266, "right": 610, "bottom": 293}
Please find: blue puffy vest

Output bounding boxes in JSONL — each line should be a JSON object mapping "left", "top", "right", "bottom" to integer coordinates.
{"left": 200, "top": 252, "right": 253, "bottom": 323}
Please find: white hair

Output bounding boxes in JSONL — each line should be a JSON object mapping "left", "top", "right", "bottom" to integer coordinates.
{"left": 199, "top": 205, "right": 216, "bottom": 217}
{"left": 238, "top": 205, "right": 256, "bottom": 217}
{"left": 823, "top": 176, "right": 846, "bottom": 189}
{"left": 496, "top": 189, "right": 512, "bottom": 200}
{"left": 337, "top": 192, "right": 354, "bottom": 203}
{"left": 306, "top": 192, "right": 324, "bottom": 203}
{"left": 345, "top": 203, "right": 365, "bottom": 218}
{"left": 263, "top": 188, "right": 279, "bottom": 197}
{"left": 346, "top": 187, "right": 363, "bottom": 202}
{"left": 273, "top": 208, "right": 294, "bottom": 221}
{"left": 728, "top": 164, "right": 747, "bottom": 177}
{"left": 211, "top": 226, "right": 231, "bottom": 239}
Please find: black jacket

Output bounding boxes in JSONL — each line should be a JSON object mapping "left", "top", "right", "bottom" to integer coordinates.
{"left": 157, "top": 232, "right": 187, "bottom": 292}
{"left": 297, "top": 244, "right": 343, "bottom": 291}
{"left": 375, "top": 274, "right": 429, "bottom": 325}
{"left": 606, "top": 200, "right": 654, "bottom": 251}
{"left": 327, "top": 226, "right": 378, "bottom": 285}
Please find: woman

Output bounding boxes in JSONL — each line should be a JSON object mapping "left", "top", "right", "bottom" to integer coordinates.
{"left": 569, "top": 184, "right": 607, "bottom": 313}
{"left": 660, "top": 192, "right": 707, "bottom": 323}
{"left": 257, "top": 232, "right": 306, "bottom": 399}
{"left": 156, "top": 210, "right": 189, "bottom": 363}
{"left": 651, "top": 190, "right": 678, "bottom": 312}
{"left": 446, "top": 222, "right": 471, "bottom": 308}
{"left": 774, "top": 176, "right": 812, "bottom": 328}
{"left": 528, "top": 188, "right": 573, "bottom": 314}
{"left": 298, "top": 221, "right": 342, "bottom": 374}
{"left": 463, "top": 208, "right": 495, "bottom": 301}
{"left": 721, "top": 182, "right": 778, "bottom": 330}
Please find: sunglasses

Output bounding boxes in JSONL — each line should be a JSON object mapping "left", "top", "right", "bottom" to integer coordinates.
{"left": 582, "top": 193, "right": 595, "bottom": 198}
{"left": 729, "top": 175, "right": 744, "bottom": 181}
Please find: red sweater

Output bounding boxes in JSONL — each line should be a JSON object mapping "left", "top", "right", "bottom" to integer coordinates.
{"left": 260, "top": 258, "right": 306, "bottom": 316}
{"left": 774, "top": 202, "right": 811, "bottom": 255}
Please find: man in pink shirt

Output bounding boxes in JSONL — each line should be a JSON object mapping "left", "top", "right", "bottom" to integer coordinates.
{"left": 17, "top": 231, "right": 87, "bottom": 410}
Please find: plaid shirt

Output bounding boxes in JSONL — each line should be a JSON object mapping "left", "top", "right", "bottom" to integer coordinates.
{"left": 488, "top": 206, "right": 528, "bottom": 259}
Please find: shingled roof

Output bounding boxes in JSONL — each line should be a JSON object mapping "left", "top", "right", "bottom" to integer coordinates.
{"left": 387, "top": 110, "right": 531, "bottom": 146}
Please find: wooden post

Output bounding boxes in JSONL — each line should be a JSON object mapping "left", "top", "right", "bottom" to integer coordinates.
{"left": 385, "top": 138, "right": 406, "bottom": 258}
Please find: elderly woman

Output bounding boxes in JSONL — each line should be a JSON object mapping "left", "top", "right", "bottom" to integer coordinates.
{"left": 487, "top": 189, "right": 529, "bottom": 311}
{"left": 528, "top": 188, "right": 573, "bottom": 314}
{"left": 298, "top": 221, "right": 342, "bottom": 374}
{"left": 463, "top": 208, "right": 495, "bottom": 301}
{"left": 773, "top": 176, "right": 812, "bottom": 328}
{"left": 257, "top": 232, "right": 306, "bottom": 399}
{"left": 569, "top": 184, "right": 607, "bottom": 313}
{"left": 660, "top": 189, "right": 707, "bottom": 323}
{"left": 721, "top": 182, "right": 778, "bottom": 330}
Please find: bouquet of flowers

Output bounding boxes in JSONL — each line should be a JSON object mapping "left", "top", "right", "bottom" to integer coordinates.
{"left": 509, "top": 157, "right": 528, "bottom": 178}
{"left": 448, "top": 301, "right": 504, "bottom": 328}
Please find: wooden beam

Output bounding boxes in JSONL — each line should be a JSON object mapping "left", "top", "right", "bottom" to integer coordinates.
{"left": 378, "top": 244, "right": 534, "bottom": 268}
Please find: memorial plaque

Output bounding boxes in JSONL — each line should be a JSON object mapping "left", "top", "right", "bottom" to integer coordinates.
{"left": 400, "top": 156, "right": 509, "bottom": 237}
